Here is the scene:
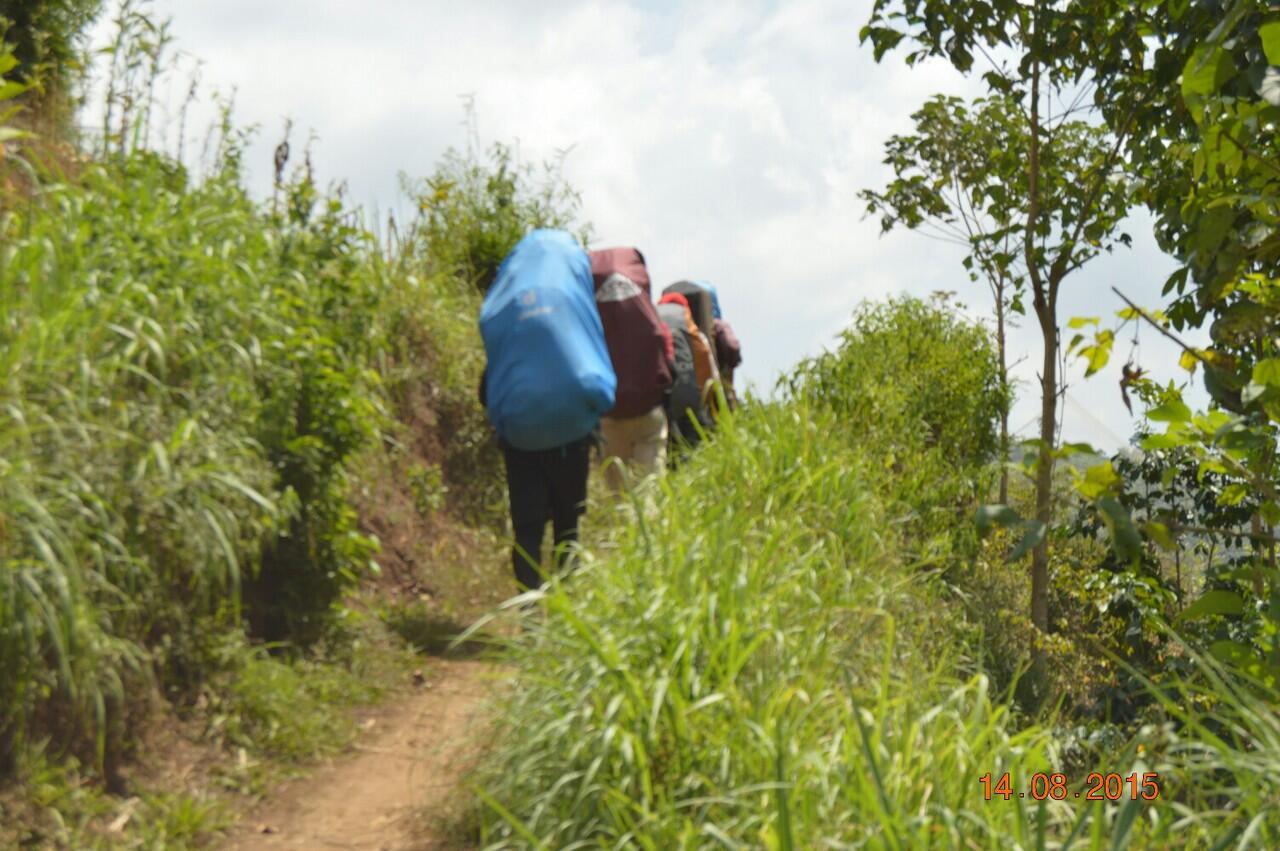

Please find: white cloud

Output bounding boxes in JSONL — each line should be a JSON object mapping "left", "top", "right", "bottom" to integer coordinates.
{"left": 86, "top": 0, "right": 1206, "bottom": 450}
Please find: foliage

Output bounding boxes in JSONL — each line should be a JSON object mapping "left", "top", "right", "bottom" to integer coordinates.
{"left": 201, "top": 633, "right": 389, "bottom": 764}
{"left": 0, "top": 0, "right": 101, "bottom": 86}
{"left": 787, "top": 296, "right": 1007, "bottom": 568}
{"left": 861, "top": 94, "right": 1029, "bottom": 500}
{"left": 1060, "top": 1, "right": 1280, "bottom": 684}
{"left": 474, "top": 399, "right": 1066, "bottom": 848}
{"left": 788, "top": 295, "right": 1005, "bottom": 470}
{"left": 472, "top": 385, "right": 1280, "bottom": 848}
{"left": 861, "top": 93, "right": 1030, "bottom": 310}
{"left": 0, "top": 138, "right": 389, "bottom": 775}
{"left": 1, "top": 749, "right": 231, "bottom": 850}
{"left": 0, "top": 19, "right": 590, "bottom": 786}
{"left": 401, "top": 128, "right": 587, "bottom": 294}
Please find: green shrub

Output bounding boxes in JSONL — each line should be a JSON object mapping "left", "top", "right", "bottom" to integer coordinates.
{"left": 786, "top": 294, "right": 1007, "bottom": 568}
{"left": 787, "top": 294, "right": 1006, "bottom": 469}
{"left": 0, "top": 147, "right": 384, "bottom": 771}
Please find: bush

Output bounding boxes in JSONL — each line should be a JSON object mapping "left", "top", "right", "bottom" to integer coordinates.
{"left": 0, "top": 147, "right": 383, "bottom": 773}
{"left": 786, "top": 294, "right": 1008, "bottom": 567}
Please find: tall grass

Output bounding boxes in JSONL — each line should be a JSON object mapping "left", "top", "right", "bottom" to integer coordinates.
{"left": 0, "top": 144, "right": 384, "bottom": 771}
{"left": 477, "top": 400, "right": 1090, "bottom": 848}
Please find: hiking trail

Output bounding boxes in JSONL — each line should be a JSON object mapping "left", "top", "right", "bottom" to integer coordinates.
{"left": 220, "top": 658, "right": 492, "bottom": 851}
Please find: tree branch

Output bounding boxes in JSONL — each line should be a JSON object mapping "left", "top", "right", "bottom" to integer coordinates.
{"left": 1110, "top": 286, "right": 1213, "bottom": 370}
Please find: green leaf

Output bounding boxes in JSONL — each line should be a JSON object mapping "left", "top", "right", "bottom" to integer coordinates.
{"left": 0, "top": 54, "right": 17, "bottom": 76}
{"left": 1183, "top": 590, "right": 1246, "bottom": 621}
{"left": 1077, "top": 461, "right": 1122, "bottom": 500}
{"left": 1144, "top": 521, "right": 1178, "bottom": 552}
{"left": 1194, "top": 206, "right": 1235, "bottom": 256}
{"left": 1217, "top": 482, "right": 1250, "bottom": 507}
{"left": 1253, "top": 358, "right": 1280, "bottom": 386}
{"left": 1261, "top": 21, "right": 1280, "bottom": 65}
{"left": 1141, "top": 430, "right": 1191, "bottom": 451}
{"left": 1147, "top": 399, "right": 1192, "bottom": 423}
{"left": 1182, "top": 45, "right": 1236, "bottom": 97}
{"left": 1067, "top": 316, "right": 1100, "bottom": 329}
{"left": 1008, "top": 520, "right": 1046, "bottom": 562}
{"left": 0, "top": 81, "right": 26, "bottom": 102}
{"left": 976, "top": 504, "right": 1021, "bottom": 537}
{"left": 1109, "top": 795, "right": 1141, "bottom": 851}
{"left": 1082, "top": 345, "right": 1111, "bottom": 376}
{"left": 1097, "top": 497, "right": 1142, "bottom": 564}
{"left": 1210, "top": 639, "right": 1256, "bottom": 668}
{"left": 1179, "top": 349, "right": 1201, "bottom": 373}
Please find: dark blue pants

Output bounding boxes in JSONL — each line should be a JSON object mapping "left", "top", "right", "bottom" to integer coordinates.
{"left": 502, "top": 437, "right": 591, "bottom": 590}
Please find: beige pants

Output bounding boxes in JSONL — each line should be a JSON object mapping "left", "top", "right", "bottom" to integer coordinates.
{"left": 600, "top": 405, "right": 668, "bottom": 491}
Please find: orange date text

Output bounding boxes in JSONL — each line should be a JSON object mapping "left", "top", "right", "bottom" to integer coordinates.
{"left": 978, "top": 772, "right": 1161, "bottom": 801}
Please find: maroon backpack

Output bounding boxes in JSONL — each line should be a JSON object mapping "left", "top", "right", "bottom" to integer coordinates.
{"left": 590, "top": 247, "right": 673, "bottom": 419}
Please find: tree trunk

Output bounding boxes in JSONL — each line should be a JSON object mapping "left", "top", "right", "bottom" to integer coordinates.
{"left": 1031, "top": 303, "right": 1055, "bottom": 635}
{"left": 996, "top": 280, "right": 1010, "bottom": 506}
{"left": 1024, "top": 23, "right": 1051, "bottom": 637}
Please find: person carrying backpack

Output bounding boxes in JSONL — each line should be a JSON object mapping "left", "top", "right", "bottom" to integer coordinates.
{"left": 656, "top": 292, "right": 717, "bottom": 448}
{"left": 479, "top": 229, "right": 616, "bottom": 590}
{"left": 702, "top": 283, "right": 742, "bottom": 410}
{"left": 589, "top": 247, "right": 674, "bottom": 491}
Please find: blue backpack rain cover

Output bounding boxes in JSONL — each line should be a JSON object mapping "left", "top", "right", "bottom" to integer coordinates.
{"left": 480, "top": 230, "right": 616, "bottom": 451}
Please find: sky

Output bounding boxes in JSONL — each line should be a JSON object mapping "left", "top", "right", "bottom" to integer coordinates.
{"left": 86, "top": 0, "right": 1210, "bottom": 451}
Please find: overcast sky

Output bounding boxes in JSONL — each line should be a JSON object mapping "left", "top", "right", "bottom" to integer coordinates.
{"left": 88, "top": 0, "right": 1210, "bottom": 451}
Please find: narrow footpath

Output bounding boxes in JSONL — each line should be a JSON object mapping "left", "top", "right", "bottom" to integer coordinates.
{"left": 221, "top": 659, "right": 492, "bottom": 851}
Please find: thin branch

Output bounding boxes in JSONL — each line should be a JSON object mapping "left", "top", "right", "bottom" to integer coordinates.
{"left": 1047, "top": 94, "right": 1146, "bottom": 294}
{"left": 1110, "top": 286, "right": 1213, "bottom": 370}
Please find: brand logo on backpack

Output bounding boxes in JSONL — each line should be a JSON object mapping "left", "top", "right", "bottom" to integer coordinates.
{"left": 596, "top": 273, "right": 643, "bottom": 304}
{"left": 517, "top": 288, "right": 554, "bottom": 321}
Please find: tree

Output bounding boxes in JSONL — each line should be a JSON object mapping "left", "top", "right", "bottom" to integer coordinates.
{"left": 861, "top": 94, "right": 1028, "bottom": 503}
{"left": 862, "top": 1, "right": 1137, "bottom": 636}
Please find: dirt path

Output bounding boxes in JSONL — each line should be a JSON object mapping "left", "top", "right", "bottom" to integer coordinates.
{"left": 220, "top": 659, "right": 493, "bottom": 851}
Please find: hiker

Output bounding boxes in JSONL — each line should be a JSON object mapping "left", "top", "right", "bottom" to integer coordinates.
{"left": 478, "top": 229, "right": 616, "bottom": 590}
{"left": 589, "top": 247, "right": 675, "bottom": 492}
{"left": 704, "top": 283, "right": 742, "bottom": 410}
{"left": 656, "top": 291, "right": 718, "bottom": 448}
